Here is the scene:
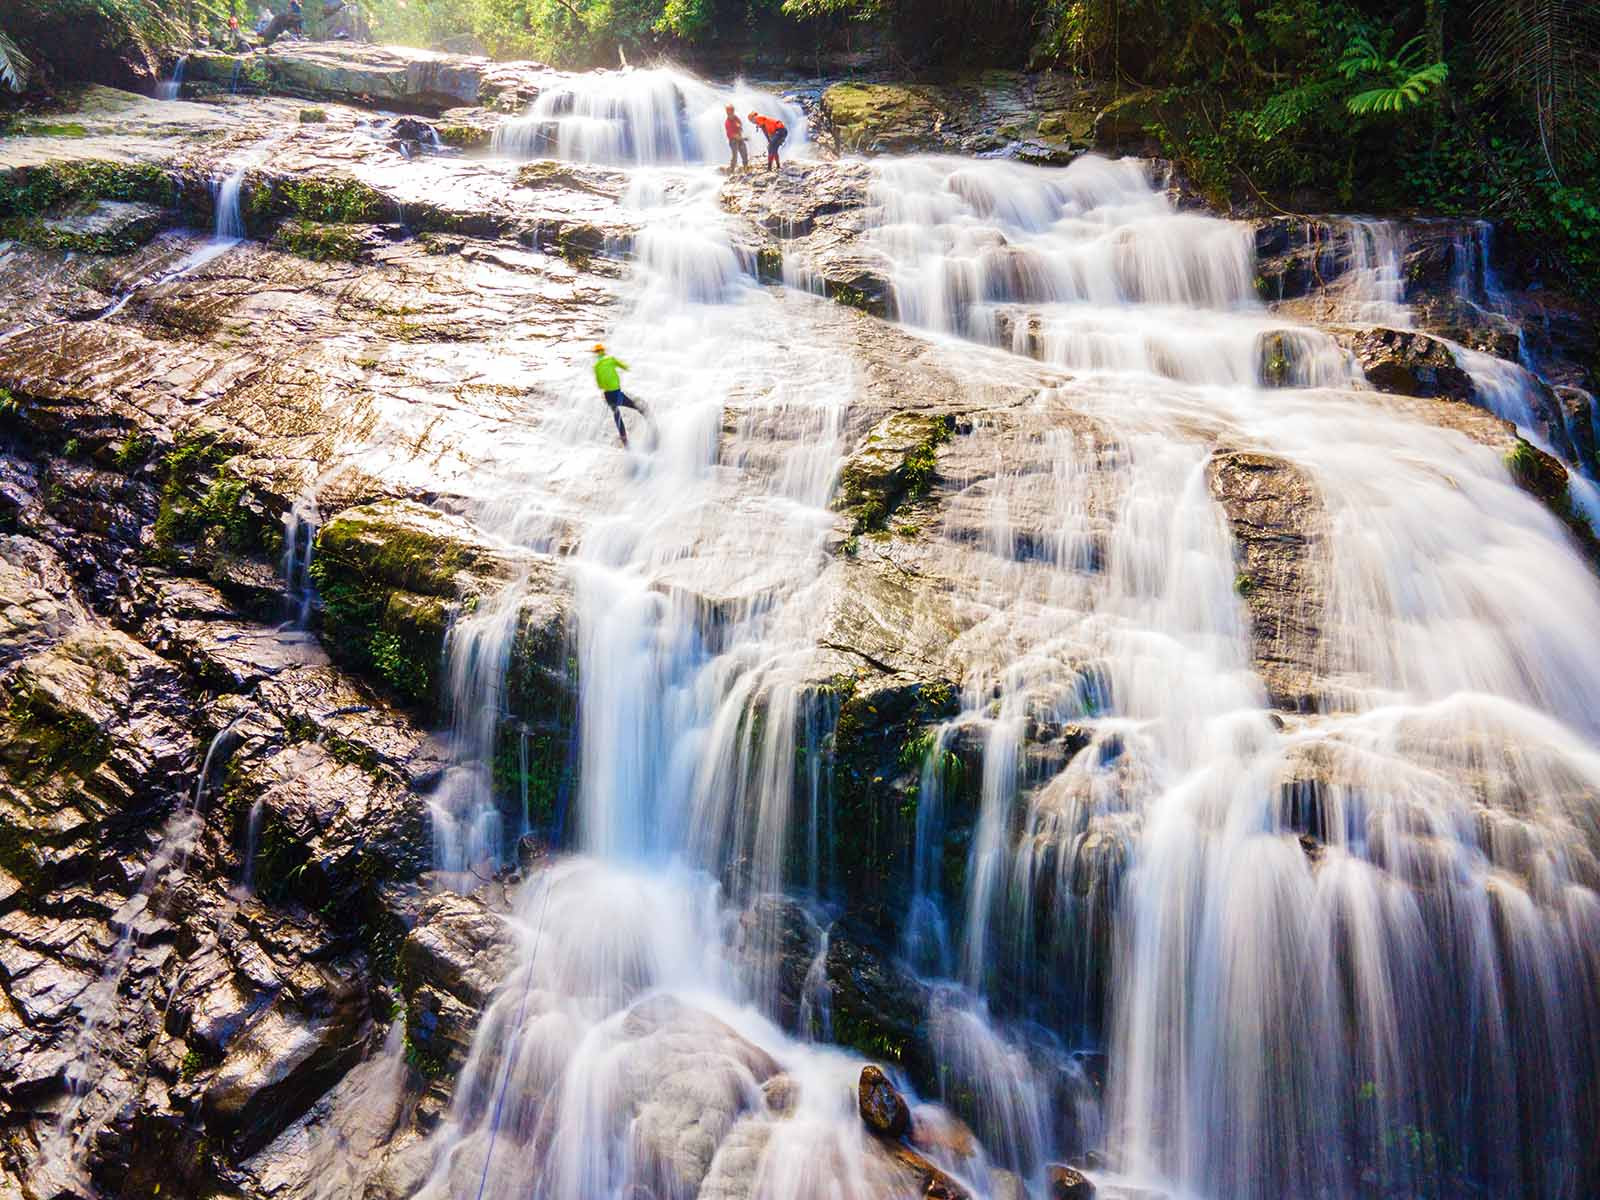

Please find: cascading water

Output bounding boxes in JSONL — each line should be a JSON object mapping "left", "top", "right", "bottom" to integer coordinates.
{"left": 847, "top": 152, "right": 1600, "bottom": 1199}
{"left": 156, "top": 54, "right": 188, "bottom": 101}
{"left": 310, "top": 66, "right": 1600, "bottom": 1200}
{"left": 491, "top": 67, "right": 806, "bottom": 166}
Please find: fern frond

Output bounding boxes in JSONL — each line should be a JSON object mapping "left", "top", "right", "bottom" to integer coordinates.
{"left": 0, "top": 30, "right": 31, "bottom": 94}
{"left": 1338, "top": 34, "right": 1385, "bottom": 79}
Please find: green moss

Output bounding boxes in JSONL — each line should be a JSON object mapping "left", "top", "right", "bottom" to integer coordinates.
{"left": 825, "top": 282, "right": 874, "bottom": 312}
{"left": 838, "top": 413, "right": 955, "bottom": 535}
{"left": 5, "top": 687, "right": 111, "bottom": 781}
{"left": 755, "top": 245, "right": 783, "bottom": 283}
{"left": 18, "top": 122, "right": 90, "bottom": 138}
{"left": 248, "top": 175, "right": 384, "bottom": 228}
{"left": 368, "top": 630, "right": 434, "bottom": 705}
{"left": 271, "top": 216, "right": 367, "bottom": 263}
{"left": 152, "top": 437, "right": 258, "bottom": 562}
{"left": 555, "top": 221, "right": 604, "bottom": 266}
{"left": 0, "top": 160, "right": 175, "bottom": 222}
{"left": 437, "top": 124, "right": 491, "bottom": 148}
{"left": 298, "top": 107, "right": 328, "bottom": 124}
{"left": 113, "top": 433, "right": 154, "bottom": 469}
{"left": 1234, "top": 572, "right": 1256, "bottom": 596}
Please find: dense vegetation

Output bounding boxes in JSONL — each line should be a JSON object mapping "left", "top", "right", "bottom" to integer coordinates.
{"left": 1035, "top": 0, "right": 1599, "bottom": 294}
{"left": 1, "top": 0, "right": 1595, "bottom": 290}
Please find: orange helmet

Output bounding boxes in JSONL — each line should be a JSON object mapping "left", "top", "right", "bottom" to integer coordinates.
{"left": 747, "top": 111, "right": 759, "bottom": 122}
{"left": 592, "top": 343, "right": 606, "bottom": 354}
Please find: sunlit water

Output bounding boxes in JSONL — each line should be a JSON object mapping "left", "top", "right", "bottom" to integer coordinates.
{"left": 268, "top": 69, "right": 1597, "bottom": 1200}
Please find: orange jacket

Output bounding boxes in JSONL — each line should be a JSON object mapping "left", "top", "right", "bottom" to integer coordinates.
{"left": 750, "top": 115, "right": 785, "bottom": 138}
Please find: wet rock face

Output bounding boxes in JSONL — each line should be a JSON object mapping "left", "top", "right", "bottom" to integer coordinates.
{"left": 736, "top": 895, "right": 937, "bottom": 1090}
{"left": 399, "top": 891, "right": 518, "bottom": 1081}
{"left": 819, "top": 74, "right": 1096, "bottom": 161}
{"left": 1340, "top": 327, "right": 1476, "bottom": 403}
{"left": 1205, "top": 451, "right": 1325, "bottom": 712}
{"left": 183, "top": 42, "right": 546, "bottom": 113}
{"left": 858, "top": 1063, "right": 911, "bottom": 1137}
{"left": 1047, "top": 1162, "right": 1097, "bottom": 1200}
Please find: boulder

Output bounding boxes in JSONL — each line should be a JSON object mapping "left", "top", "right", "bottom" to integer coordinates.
{"left": 1047, "top": 1163, "right": 1096, "bottom": 1200}
{"left": 615, "top": 995, "right": 780, "bottom": 1197}
{"left": 1205, "top": 450, "right": 1326, "bottom": 712}
{"left": 858, "top": 1063, "right": 911, "bottom": 1138}
{"left": 201, "top": 963, "right": 371, "bottom": 1155}
{"left": 1339, "top": 327, "right": 1476, "bottom": 402}
{"left": 822, "top": 84, "right": 947, "bottom": 154}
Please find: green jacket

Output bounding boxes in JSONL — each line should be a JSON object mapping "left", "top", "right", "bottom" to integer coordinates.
{"left": 593, "top": 354, "right": 628, "bottom": 392}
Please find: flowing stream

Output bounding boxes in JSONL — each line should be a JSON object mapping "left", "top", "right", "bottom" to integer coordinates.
{"left": 325, "top": 69, "right": 1599, "bottom": 1200}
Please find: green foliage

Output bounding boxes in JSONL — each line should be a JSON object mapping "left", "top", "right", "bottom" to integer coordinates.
{"left": 272, "top": 217, "right": 367, "bottom": 262}
{"left": 1339, "top": 33, "right": 1448, "bottom": 114}
{"left": 368, "top": 631, "right": 433, "bottom": 704}
{"left": 0, "top": 32, "right": 33, "bottom": 93}
{"left": 1472, "top": 0, "right": 1600, "bottom": 178}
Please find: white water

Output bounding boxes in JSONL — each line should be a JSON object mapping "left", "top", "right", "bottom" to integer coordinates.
{"left": 847, "top": 153, "right": 1600, "bottom": 1200}
{"left": 319, "top": 72, "right": 1600, "bottom": 1200}
{"left": 155, "top": 55, "right": 188, "bottom": 101}
{"left": 492, "top": 67, "right": 807, "bottom": 167}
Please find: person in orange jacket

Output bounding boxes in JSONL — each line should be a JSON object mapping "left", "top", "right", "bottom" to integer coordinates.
{"left": 748, "top": 111, "right": 787, "bottom": 171}
{"left": 723, "top": 104, "right": 749, "bottom": 173}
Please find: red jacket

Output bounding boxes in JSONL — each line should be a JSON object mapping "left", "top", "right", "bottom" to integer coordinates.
{"left": 725, "top": 115, "right": 743, "bottom": 141}
{"left": 750, "top": 115, "right": 785, "bottom": 138}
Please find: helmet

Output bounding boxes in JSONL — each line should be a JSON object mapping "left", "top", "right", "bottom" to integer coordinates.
{"left": 592, "top": 343, "right": 606, "bottom": 354}
{"left": 747, "top": 111, "right": 759, "bottom": 122}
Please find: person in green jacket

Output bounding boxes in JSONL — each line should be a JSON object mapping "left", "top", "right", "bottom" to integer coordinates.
{"left": 592, "top": 343, "right": 653, "bottom": 448}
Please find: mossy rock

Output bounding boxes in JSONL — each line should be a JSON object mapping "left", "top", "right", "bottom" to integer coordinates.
{"left": 835, "top": 412, "right": 956, "bottom": 533}
{"left": 821, "top": 83, "right": 946, "bottom": 154}
{"left": 271, "top": 217, "right": 372, "bottom": 263}
{"left": 1036, "top": 109, "right": 1095, "bottom": 144}
{"left": 0, "top": 160, "right": 176, "bottom": 222}
{"left": 436, "top": 123, "right": 492, "bottom": 149}
{"left": 309, "top": 500, "right": 562, "bottom": 712}
{"left": 246, "top": 174, "right": 386, "bottom": 231}
{"left": 0, "top": 199, "right": 167, "bottom": 255}
{"left": 152, "top": 434, "right": 281, "bottom": 570}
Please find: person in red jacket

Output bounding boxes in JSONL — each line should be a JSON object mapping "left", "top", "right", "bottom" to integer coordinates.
{"left": 724, "top": 104, "right": 749, "bottom": 173}
{"left": 748, "top": 111, "right": 787, "bottom": 171}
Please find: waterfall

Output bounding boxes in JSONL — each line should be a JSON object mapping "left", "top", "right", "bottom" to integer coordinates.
{"left": 336, "top": 67, "right": 1600, "bottom": 1200}
{"left": 213, "top": 165, "right": 248, "bottom": 242}
{"left": 155, "top": 54, "right": 188, "bottom": 101}
{"left": 281, "top": 493, "right": 321, "bottom": 628}
{"left": 844, "top": 152, "right": 1600, "bottom": 1200}
{"left": 491, "top": 67, "right": 806, "bottom": 166}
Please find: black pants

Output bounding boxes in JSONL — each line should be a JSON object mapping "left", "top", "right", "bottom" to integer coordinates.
{"left": 604, "top": 389, "right": 650, "bottom": 446}
{"left": 764, "top": 127, "right": 787, "bottom": 169}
